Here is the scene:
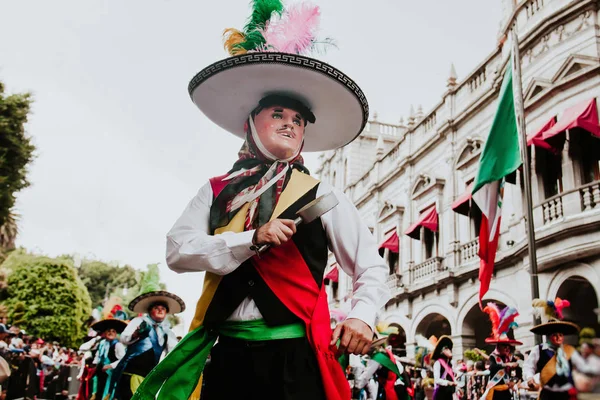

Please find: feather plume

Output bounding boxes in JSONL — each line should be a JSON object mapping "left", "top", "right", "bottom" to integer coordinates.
{"left": 497, "top": 307, "right": 519, "bottom": 336}
{"left": 244, "top": 0, "right": 284, "bottom": 33}
{"left": 483, "top": 302, "right": 501, "bottom": 338}
{"left": 223, "top": 28, "right": 247, "bottom": 55}
{"left": 414, "top": 335, "right": 434, "bottom": 367}
{"left": 261, "top": 2, "right": 321, "bottom": 54}
{"left": 554, "top": 297, "right": 571, "bottom": 320}
{"left": 532, "top": 298, "right": 558, "bottom": 321}
{"left": 415, "top": 334, "right": 435, "bottom": 351}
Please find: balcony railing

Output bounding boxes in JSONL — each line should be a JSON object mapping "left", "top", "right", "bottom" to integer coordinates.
{"left": 542, "top": 196, "right": 564, "bottom": 225}
{"left": 580, "top": 181, "right": 600, "bottom": 211}
{"left": 460, "top": 239, "right": 480, "bottom": 265}
{"left": 410, "top": 257, "right": 445, "bottom": 284}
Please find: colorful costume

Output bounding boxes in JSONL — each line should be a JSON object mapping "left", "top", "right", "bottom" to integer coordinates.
{"left": 112, "top": 264, "right": 184, "bottom": 400}
{"left": 131, "top": 1, "right": 390, "bottom": 399}
{"left": 89, "top": 311, "right": 127, "bottom": 400}
{"left": 431, "top": 336, "right": 456, "bottom": 400}
{"left": 523, "top": 298, "right": 599, "bottom": 400}
{"left": 480, "top": 303, "right": 522, "bottom": 400}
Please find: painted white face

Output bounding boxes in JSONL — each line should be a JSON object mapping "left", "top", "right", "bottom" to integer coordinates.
{"left": 253, "top": 106, "right": 305, "bottom": 160}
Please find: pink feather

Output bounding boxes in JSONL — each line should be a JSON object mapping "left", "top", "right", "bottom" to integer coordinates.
{"left": 261, "top": 3, "right": 321, "bottom": 54}
{"left": 483, "top": 302, "right": 501, "bottom": 338}
{"left": 497, "top": 307, "right": 519, "bottom": 336}
{"left": 554, "top": 298, "right": 570, "bottom": 320}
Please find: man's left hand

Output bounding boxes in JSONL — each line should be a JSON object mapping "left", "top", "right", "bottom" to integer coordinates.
{"left": 330, "top": 318, "right": 373, "bottom": 356}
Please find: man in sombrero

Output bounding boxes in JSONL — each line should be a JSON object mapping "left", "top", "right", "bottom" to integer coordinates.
{"left": 110, "top": 264, "right": 184, "bottom": 400}
{"left": 89, "top": 307, "right": 128, "bottom": 400}
{"left": 133, "top": 1, "right": 390, "bottom": 400}
{"left": 480, "top": 303, "right": 522, "bottom": 400}
{"left": 523, "top": 298, "right": 600, "bottom": 400}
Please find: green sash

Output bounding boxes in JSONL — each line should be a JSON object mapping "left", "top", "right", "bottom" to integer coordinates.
{"left": 132, "top": 319, "right": 305, "bottom": 399}
{"left": 372, "top": 351, "right": 401, "bottom": 377}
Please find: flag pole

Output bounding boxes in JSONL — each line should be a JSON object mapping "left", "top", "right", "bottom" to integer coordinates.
{"left": 510, "top": 27, "right": 542, "bottom": 344}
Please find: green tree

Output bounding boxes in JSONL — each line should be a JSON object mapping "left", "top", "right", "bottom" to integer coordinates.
{"left": 0, "top": 81, "right": 35, "bottom": 254}
{"left": 75, "top": 259, "right": 138, "bottom": 309}
{"left": 4, "top": 252, "right": 91, "bottom": 347}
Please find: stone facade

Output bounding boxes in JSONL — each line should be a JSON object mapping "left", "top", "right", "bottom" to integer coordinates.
{"left": 316, "top": 0, "right": 600, "bottom": 358}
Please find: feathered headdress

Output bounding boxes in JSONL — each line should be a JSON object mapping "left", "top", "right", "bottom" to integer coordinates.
{"left": 223, "top": 0, "right": 333, "bottom": 56}
{"left": 414, "top": 334, "right": 436, "bottom": 368}
{"left": 532, "top": 297, "right": 570, "bottom": 322}
{"left": 530, "top": 297, "right": 580, "bottom": 335}
{"left": 483, "top": 302, "right": 521, "bottom": 345}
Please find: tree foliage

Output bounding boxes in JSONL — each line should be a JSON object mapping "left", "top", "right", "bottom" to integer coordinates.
{"left": 3, "top": 251, "right": 91, "bottom": 347}
{"left": 0, "top": 81, "right": 35, "bottom": 236}
{"left": 74, "top": 258, "right": 138, "bottom": 310}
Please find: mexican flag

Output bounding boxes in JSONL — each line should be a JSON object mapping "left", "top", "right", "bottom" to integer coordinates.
{"left": 472, "top": 58, "right": 522, "bottom": 307}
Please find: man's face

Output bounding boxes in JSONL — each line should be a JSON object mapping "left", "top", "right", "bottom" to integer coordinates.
{"left": 105, "top": 329, "right": 117, "bottom": 341}
{"left": 497, "top": 344, "right": 512, "bottom": 357}
{"left": 150, "top": 304, "right": 167, "bottom": 323}
{"left": 548, "top": 332, "right": 564, "bottom": 346}
{"left": 253, "top": 106, "right": 305, "bottom": 160}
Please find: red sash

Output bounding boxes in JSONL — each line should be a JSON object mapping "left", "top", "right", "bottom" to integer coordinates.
{"left": 253, "top": 242, "right": 350, "bottom": 400}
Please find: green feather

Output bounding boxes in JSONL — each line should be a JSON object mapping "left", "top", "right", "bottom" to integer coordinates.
{"left": 138, "top": 263, "right": 162, "bottom": 295}
{"left": 244, "top": 0, "right": 284, "bottom": 33}
{"left": 235, "top": 0, "right": 283, "bottom": 52}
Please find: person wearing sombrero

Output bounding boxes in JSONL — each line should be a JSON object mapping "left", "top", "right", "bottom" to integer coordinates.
{"left": 89, "top": 302, "right": 128, "bottom": 400}
{"left": 523, "top": 298, "right": 600, "bottom": 400}
{"left": 110, "top": 264, "right": 184, "bottom": 400}
{"left": 133, "top": 2, "right": 389, "bottom": 400}
{"left": 480, "top": 303, "right": 522, "bottom": 400}
{"left": 431, "top": 335, "right": 457, "bottom": 400}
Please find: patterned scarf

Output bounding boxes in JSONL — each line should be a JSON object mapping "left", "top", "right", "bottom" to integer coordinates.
{"left": 209, "top": 117, "right": 309, "bottom": 233}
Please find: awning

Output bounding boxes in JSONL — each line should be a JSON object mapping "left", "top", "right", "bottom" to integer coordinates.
{"left": 543, "top": 98, "right": 600, "bottom": 140}
{"left": 404, "top": 206, "right": 438, "bottom": 240}
{"left": 451, "top": 183, "right": 473, "bottom": 216}
{"left": 527, "top": 117, "right": 556, "bottom": 150}
{"left": 379, "top": 231, "right": 399, "bottom": 253}
{"left": 324, "top": 265, "right": 339, "bottom": 283}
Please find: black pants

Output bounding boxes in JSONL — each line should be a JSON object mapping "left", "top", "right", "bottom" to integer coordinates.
{"left": 203, "top": 336, "right": 326, "bottom": 400}
{"left": 117, "top": 374, "right": 134, "bottom": 400}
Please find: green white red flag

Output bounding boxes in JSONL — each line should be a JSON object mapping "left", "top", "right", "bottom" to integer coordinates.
{"left": 471, "top": 58, "right": 522, "bottom": 307}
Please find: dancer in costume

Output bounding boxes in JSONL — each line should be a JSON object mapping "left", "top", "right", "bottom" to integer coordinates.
{"left": 431, "top": 336, "right": 457, "bottom": 400}
{"left": 480, "top": 303, "right": 522, "bottom": 400}
{"left": 133, "top": 2, "right": 390, "bottom": 400}
{"left": 112, "top": 264, "right": 184, "bottom": 400}
{"left": 89, "top": 311, "right": 127, "bottom": 400}
{"left": 523, "top": 298, "right": 600, "bottom": 400}
{"left": 355, "top": 323, "right": 411, "bottom": 400}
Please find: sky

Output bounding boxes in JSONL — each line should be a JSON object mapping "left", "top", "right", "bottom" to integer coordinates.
{"left": 0, "top": 0, "right": 503, "bottom": 327}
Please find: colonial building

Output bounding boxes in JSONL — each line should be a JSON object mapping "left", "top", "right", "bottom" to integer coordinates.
{"left": 317, "top": 0, "right": 600, "bottom": 358}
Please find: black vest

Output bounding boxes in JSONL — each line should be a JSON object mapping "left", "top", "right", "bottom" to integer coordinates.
{"left": 536, "top": 344, "right": 573, "bottom": 387}
{"left": 203, "top": 184, "right": 329, "bottom": 327}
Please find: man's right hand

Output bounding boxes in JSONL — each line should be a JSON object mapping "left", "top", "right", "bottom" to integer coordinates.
{"left": 253, "top": 219, "right": 297, "bottom": 247}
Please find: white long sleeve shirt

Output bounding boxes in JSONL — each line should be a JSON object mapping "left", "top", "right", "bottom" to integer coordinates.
{"left": 92, "top": 340, "right": 125, "bottom": 369}
{"left": 166, "top": 179, "right": 390, "bottom": 330}
{"left": 433, "top": 360, "right": 454, "bottom": 387}
{"left": 120, "top": 316, "right": 178, "bottom": 359}
{"left": 523, "top": 343, "right": 600, "bottom": 392}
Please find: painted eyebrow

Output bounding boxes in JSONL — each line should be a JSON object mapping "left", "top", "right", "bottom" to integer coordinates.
{"left": 272, "top": 108, "right": 284, "bottom": 112}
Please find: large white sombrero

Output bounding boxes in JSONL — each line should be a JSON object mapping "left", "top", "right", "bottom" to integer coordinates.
{"left": 189, "top": 52, "right": 368, "bottom": 152}
{"left": 128, "top": 264, "right": 185, "bottom": 315}
{"left": 129, "top": 290, "right": 185, "bottom": 315}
